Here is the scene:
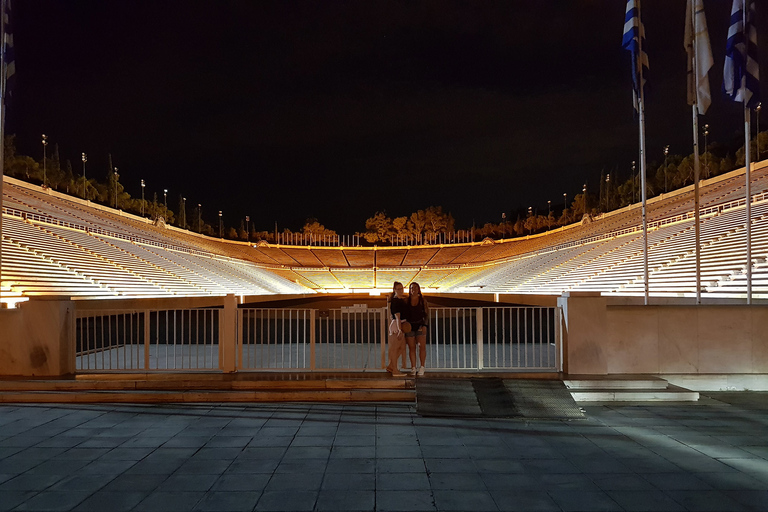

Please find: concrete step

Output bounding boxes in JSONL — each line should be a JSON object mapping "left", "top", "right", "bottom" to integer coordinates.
{"left": 0, "top": 389, "right": 415, "bottom": 404}
{"left": 0, "top": 374, "right": 416, "bottom": 403}
{"left": 570, "top": 384, "right": 699, "bottom": 402}
{"left": 564, "top": 375, "right": 669, "bottom": 390}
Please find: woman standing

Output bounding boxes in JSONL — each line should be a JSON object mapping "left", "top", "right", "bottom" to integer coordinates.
{"left": 386, "top": 282, "right": 408, "bottom": 377}
{"left": 405, "top": 282, "right": 429, "bottom": 376}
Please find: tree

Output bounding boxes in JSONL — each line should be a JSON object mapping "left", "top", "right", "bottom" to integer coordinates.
{"left": 364, "top": 212, "right": 392, "bottom": 243}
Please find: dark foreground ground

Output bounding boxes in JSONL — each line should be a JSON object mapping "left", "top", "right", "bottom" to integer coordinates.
{"left": 1, "top": 393, "right": 767, "bottom": 512}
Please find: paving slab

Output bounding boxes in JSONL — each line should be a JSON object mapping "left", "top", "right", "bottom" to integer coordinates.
{"left": 1, "top": 394, "right": 768, "bottom": 511}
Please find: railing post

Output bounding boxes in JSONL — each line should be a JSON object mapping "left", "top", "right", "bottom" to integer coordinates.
{"left": 309, "top": 309, "right": 316, "bottom": 371}
{"left": 220, "top": 294, "right": 237, "bottom": 373}
{"left": 555, "top": 306, "right": 563, "bottom": 372}
{"left": 476, "top": 308, "right": 484, "bottom": 370}
{"left": 380, "top": 307, "right": 387, "bottom": 370}
{"left": 143, "top": 310, "right": 150, "bottom": 370}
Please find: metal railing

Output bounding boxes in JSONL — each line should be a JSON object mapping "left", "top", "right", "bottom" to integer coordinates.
{"left": 428, "top": 306, "right": 560, "bottom": 370}
{"left": 75, "top": 308, "right": 221, "bottom": 371}
{"left": 74, "top": 305, "right": 560, "bottom": 372}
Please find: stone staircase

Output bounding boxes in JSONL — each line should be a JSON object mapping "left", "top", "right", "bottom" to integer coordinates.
{"left": 564, "top": 375, "right": 699, "bottom": 401}
{"left": 0, "top": 373, "right": 416, "bottom": 404}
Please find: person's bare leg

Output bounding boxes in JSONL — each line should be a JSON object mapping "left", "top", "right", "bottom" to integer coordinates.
{"left": 417, "top": 328, "right": 427, "bottom": 375}
{"left": 406, "top": 338, "right": 417, "bottom": 373}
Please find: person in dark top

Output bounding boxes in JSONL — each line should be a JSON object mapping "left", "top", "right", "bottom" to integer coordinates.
{"left": 405, "top": 282, "right": 429, "bottom": 376}
{"left": 386, "top": 281, "right": 408, "bottom": 377}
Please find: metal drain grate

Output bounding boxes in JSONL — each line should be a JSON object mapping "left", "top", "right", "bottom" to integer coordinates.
{"left": 503, "top": 380, "right": 585, "bottom": 419}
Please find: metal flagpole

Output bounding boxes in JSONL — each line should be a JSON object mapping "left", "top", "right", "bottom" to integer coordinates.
{"left": 690, "top": 0, "right": 702, "bottom": 305}
{"left": 0, "top": 0, "right": 7, "bottom": 307}
{"left": 745, "top": 107, "right": 752, "bottom": 305}
{"left": 637, "top": 1, "right": 649, "bottom": 306}
{"left": 743, "top": 4, "right": 752, "bottom": 305}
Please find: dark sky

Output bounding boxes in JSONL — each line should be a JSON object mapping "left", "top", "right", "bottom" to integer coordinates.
{"left": 9, "top": 1, "right": 767, "bottom": 234}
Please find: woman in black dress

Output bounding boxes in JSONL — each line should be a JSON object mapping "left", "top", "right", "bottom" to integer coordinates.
{"left": 386, "top": 282, "right": 408, "bottom": 376}
{"left": 405, "top": 282, "right": 429, "bottom": 376}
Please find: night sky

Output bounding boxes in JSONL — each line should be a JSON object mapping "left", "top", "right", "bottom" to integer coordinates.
{"left": 8, "top": 1, "right": 767, "bottom": 234}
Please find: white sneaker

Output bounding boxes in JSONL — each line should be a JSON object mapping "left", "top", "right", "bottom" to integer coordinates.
{"left": 410, "top": 367, "right": 417, "bottom": 376}
{"left": 417, "top": 366, "right": 425, "bottom": 376}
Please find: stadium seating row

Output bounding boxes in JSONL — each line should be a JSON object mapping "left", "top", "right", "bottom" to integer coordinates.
{"left": 2, "top": 162, "right": 767, "bottom": 299}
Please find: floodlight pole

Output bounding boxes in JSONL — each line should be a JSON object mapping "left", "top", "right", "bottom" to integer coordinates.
{"left": 113, "top": 167, "right": 119, "bottom": 209}
{"left": 81, "top": 153, "right": 87, "bottom": 198}
{"left": 41, "top": 134, "right": 48, "bottom": 188}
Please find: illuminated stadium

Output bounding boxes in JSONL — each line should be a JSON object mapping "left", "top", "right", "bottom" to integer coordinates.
{"left": 2, "top": 161, "right": 768, "bottom": 303}
{"left": 2, "top": 161, "right": 768, "bottom": 399}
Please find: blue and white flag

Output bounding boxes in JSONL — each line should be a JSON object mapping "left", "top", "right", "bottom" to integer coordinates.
{"left": 1, "top": 0, "right": 14, "bottom": 104}
{"left": 685, "top": 0, "right": 713, "bottom": 115}
{"left": 724, "top": 0, "right": 759, "bottom": 108}
{"left": 622, "top": 0, "right": 648, "bottom": 113}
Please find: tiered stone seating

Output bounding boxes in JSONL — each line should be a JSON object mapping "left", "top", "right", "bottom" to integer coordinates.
{"left": 3, "top": 161, "right": 768, "bottom": 300}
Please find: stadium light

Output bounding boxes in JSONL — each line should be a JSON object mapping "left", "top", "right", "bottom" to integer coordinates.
{"left": 702, "top": 125, "right": 710, "bottom": 178}
{"left": 113, "top": 168, "right": 119, "bottom": 209}
{"left": 163, "top": 189, "right": 168, "bottom": 208}
{"left": 81, "top": 153, "right": 87, "bottom": 198}
{"left": 245, "top": 215, "right": 250, "bottom": 242}
{"left": 140, "top": 179, "right": 145, "bottom": 216}
{"left": 563, "top": 192, "right": 567, "bottom": 220}
{"left": 756, "top": 104, "right": 761, "bottom": 161}
{"left": 182, "top": 197, "right": 186, "bottom": 228}
{"left": 663, "top": 145, "right": 670, "bottom": 193}
{"left": 41, "top": 134, "right": 48, "bottom": 188}
{"left": 583, "top": 183, "right": 588, "bottom": 216}
{"left": 218, "top": 211, "right": 223, "bottom": 238}
{"left": 632, "top": 161, "right": 637, "bottom": 202}
{"left": 501, "top": 212, "right": 506, "bottom": 238}
{"left": 198, "top": 204, "right": 202, "bottom": 233}
{"left": 547, "top": 200, "right": 551, "bottom": 230}
{"left": 606, "top": 173, "right": 610, "bottom": 211}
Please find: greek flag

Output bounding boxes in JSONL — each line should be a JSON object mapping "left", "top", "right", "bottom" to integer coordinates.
{"left": 622, "top": 0, "right": 648, "bottom": 113}
{"left": 685, "top": 0, "right": 713, "bottom": 115}
{"left": 1, "top": 0, "right": 13, "bottom": 104}
{"left": 724, "top": 0, "right": 759, "bottom": 108}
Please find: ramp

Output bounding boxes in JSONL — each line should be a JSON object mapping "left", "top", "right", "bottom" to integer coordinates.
{"left": 416, "top": 378, "right": 584, "bottom": 419}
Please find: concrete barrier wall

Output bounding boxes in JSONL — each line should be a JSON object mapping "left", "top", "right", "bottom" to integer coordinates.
{"left": 0, "top": 300, "right": 75, "bottom": 377}
{"left": 559, "top": 292, "right": 768, "bottom": 376}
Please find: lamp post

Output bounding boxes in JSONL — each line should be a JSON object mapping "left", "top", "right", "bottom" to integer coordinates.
{"left": 181, "top": 197, "right": 186, "bottom": 228}
{"left": 113, "top": 167, "right": 119, "bottom": 209}
{"left": 163, "top": 189, "right": 168, "bottom": 209}
{"left": 81, "top": 153, "right": 87, "bottom": 198}
{"left": 218, "top": 211, "right": 223, "bottom": 238}
{"left": 605, "top": 173, "right": 611, "bottom": 211}
{"left": 140, "top": 179, "right": 145, "bottom": 216}
{"left": 663, "top": 145, "right": 670, "bottom": 193}
{"left": 245, "top": 215, "right": 250, "bottom": 242}
{"left": 41, "top": 134, "right": 48, "bottom": 188}
{"left": 563, "top": 192, "right": 567, "bottom": 221}
{"left": 547, "top": 200, "right": 551, "bottom": 230}
{"left": 756, "top": 103, "right": 762, "bottom": 161}
{"left": 197, "top": 204, "right": 202, "bottom": 233}
{"left": 703, "top": 124, "right": 710, "bottom": 178}
{"left": 583, "top": 183, "right": 587, "bottom": 216}
{"left": 527, "top": 206, "right": 532, "bottom": 235}
{"left": 632, "top": 160, "right": 637, "bottom": 203}
{"left": 501, "top": 212, "right": 506, "bottom": 238}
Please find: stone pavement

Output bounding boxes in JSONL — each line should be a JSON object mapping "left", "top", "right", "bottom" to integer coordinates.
{"left": 0, "top": 393, "right": 767, "bottom": 511}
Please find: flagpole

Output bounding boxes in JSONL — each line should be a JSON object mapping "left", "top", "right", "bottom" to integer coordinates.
{"left": 0, "top": 0, "right": 6, "bottom": 308}
{"left": 637, "top": 1, "right": 649, "bottom": 306}
{"left": 745, "top": 105, "right": 752, "bottom": 305}
{"left": 743, "top": 3, "right": 752, "bottom": 306}
{"left": 690, "top": 0, "right": 702, "bottom": 305}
